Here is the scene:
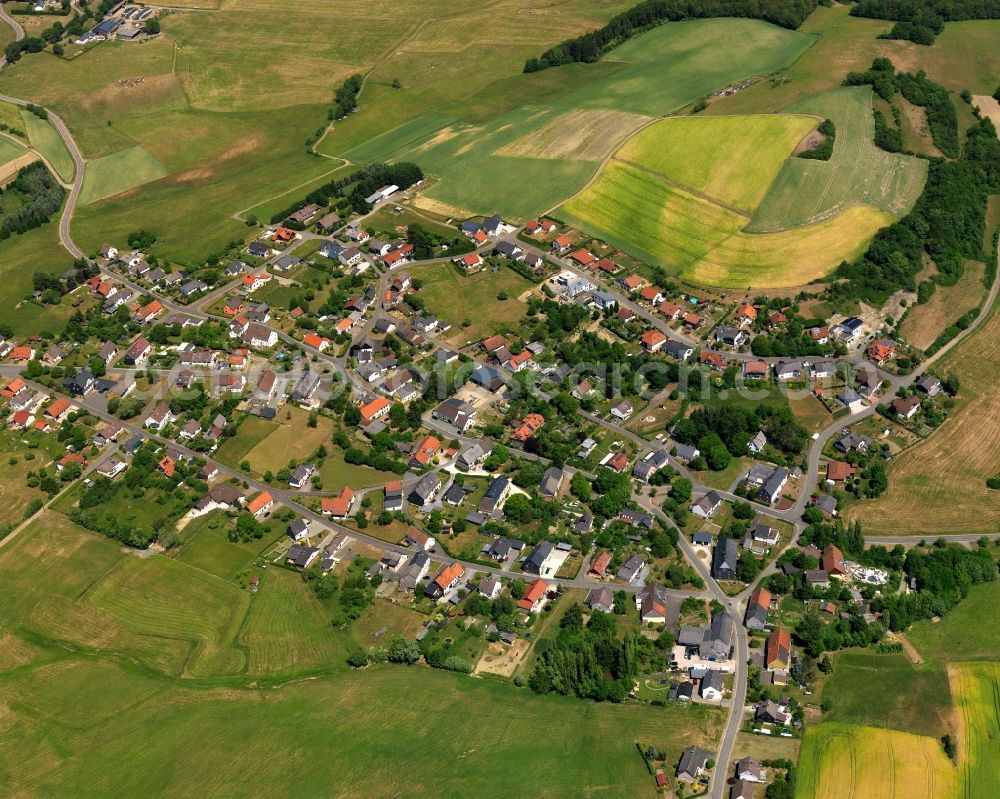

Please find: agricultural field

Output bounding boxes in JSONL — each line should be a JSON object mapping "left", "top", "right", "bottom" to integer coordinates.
{"left": 615, "top": 114, "right": 816, "bottom": 212}
{"left": 559, "top": 159, "right": 891, "bottom": 287}
{"left": 898, "top": 261, "right": 986, "bottom": 351}
{"left": 748, "top": 86, "right": 927, "bottom": 232}
{"left": 79, "top": 145, "right": 168, "bottom": 205}
{"left": 908, "top": 581, "right": 1000, "bottom": 664}
{"left": 324, "top": 18, "right": 816, "bottom": 219}
{"left": 846, "top": 300, "right": 1000, "bottom": 535}
{"left": 19, "top": 109, "right": 74, "bottom": 183}
{"left": 0, "top": 134, "right": 27, "bottom": 168}
{"left": 949, "top": 662, "right": 1000, "bottom": 799}
{"left": 795, "top": 723, "right": 957, "bottom": 799}
{"left": 409, "top": 261, "right": 535, "bottom": 345}
{"left": 821, "top": 651, "right": 953, "bottom": 739}
{"left": 0, "top": 511, "right": 725, "bottom": 798}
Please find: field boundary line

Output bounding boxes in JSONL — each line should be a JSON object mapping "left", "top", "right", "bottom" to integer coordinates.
{"left": 232, "top": 160, "right": 350, "bottom": 220}
{"left": 613, "top": 157, "right": 752, "bottom": 217}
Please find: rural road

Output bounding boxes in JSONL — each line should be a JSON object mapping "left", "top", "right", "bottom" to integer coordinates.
{"left": 0, "top": 2, "right": 24, "bottom": 44}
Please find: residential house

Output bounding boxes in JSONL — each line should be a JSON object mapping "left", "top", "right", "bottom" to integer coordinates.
{"left": 478, "top": 475, "right": 511, "bottom": 516}
{"left": 523, "top": 540, "right": 559, "bottom": 577}
{"left": 674, "top": 443, "right": 700, "bottom": 463}
{"left": 405, "top": 525, "right": 436, "bottom": 551}
{"left": 676, "top": 747, "right": 710, "bottom": 783}
{"left": 867, "top": 338, "right": 896, "bottom": 365}
{"left": 701, "top": 670, "right": 725, "bottom": 701}
{"left": 765, "top": 626, "right": 792, "bottom": 670}
{"left": 633, "top": 449, "right": 669, "bottom": 483}
{"left": 539, "top": 466, "right": 564, "bottom": 500}
{"left": 735, "top": 303, "right": 757, "bottom": 325}
{"left": 247, "top": 491, "right": 274, "bottom": 518}
{"left": 384, "top": 480, "right": 404, "bottom": 512}
{"left": 479, "top": 576, "right": 502, "bottom": 600}
{"left": 409, "top": 473, "right": 441, "bottom": 506}
{"left": 144, "top": 403, "right": 172, "bottom": 431}
{"left": 747, "top": 430, "right": 767, "bottom": 454}
{"left": 691, "top": 490, "right": 723, "bottom": 519}
{"left": 288, "top": 463, "right": 315, "bottom": 489}
{"left": 774, "top": 359, "right": 805, "bottom": 381}
{"left": 123, "top": 337, "right": 152, "bottom": 366}
{"left": 712, "top": 537, "right": 739, "bottom": 580}
{"left": 287, "top": 544, "right": 320, "bottom": 569}
{"left": 287, "top": 518, "right": 310, "bottom": 542}
{"left": 426, "top": 562, "right": 464, "bottom": 599}
{"left": 664, "top": 340, "right": 694, "bottom": 361}
{"left": 736, "top": 758, "right": 767, "bottom": 783}
{"left": 617, "top": 554, "right": 644, "bottom": 584}
{"left": 321, "top": 487, "right": 355, "bottom": 519}
{"left": 586, "top": 587, "right": 614, "bottom": 613}
{"left": 610, "top": 399, "right": 633, "bottom": 420}
{"left": 640, "top": 329, "right": 667, "bottom": 352}
{"left": 716, "top": 325, "right": 747, "bottom": 348}
{"left": 742, "top": 359, "right": 769, "bottom": 380}
{"left": 408, "top": 435, "right": 441, "bottom": 469}
{"left": 891, "top": 395, "right": 921, "bottom": 419}
{"left": 635, "top": 583, "right": 669, "bottom": 624}
{"left": 65, "top": 368, "right": 95, "bottom": 396}
{"left": 432, "top": 398, "right": 476, "bottom": 432}
{"left": 822, "top": 544, "right": 846, "bottom": 576}
{"left": 512, "top": 574, "right": 550, "bottom": 614}
{"left": 915, "top": 374, "right": 942, "bottom": 397}
{"left": 745, "top": 586, "right": 771, "bottom": 630}
{"left": 457, "top": 442, "right": 487, "bottom": 471}
{"left": 835, "top": 429, "right": 870, "bottom": 454}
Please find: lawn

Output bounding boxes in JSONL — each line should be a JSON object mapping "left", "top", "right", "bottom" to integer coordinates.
{"left": 820, "top": 651, "right": 952, "bottom": 739}
{"left": 0, "top": 427, "right": 65, "bottom": 527}
{"left": 908, "top": 580, "right": 1000, "bottom": 663}
{"left": 949, "top": 661, "right": 1000, "bottom": 799}
{"left": 748, "top": 86, "right": 927, "bottom": 233}
{"left": 616, "top": 114, "right": 817, "bottom": 212}
{"left": 559, "top": 159, "right": 891, "bottom": 288}
{"left": 315, "top": 447, "right": 396, "bottom": 491}
{"left": 410, "top": 261, "right": 535, "bottom": 345}
{"left": 795, "top": 722, "right": 957, "bottom": 799}
{"left": 79, "top": 145, "right": 168, "bottom": 205}
{"left": 241, "top": 406, "right": 334, "bottom": 475}
{"left": 19, "top": 109, "right": 75, "bottom": 183}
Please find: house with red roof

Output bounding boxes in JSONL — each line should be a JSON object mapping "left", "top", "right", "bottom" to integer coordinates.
{"left": 9, "top": 345, "right": 34, "bottom": 362}
{"left": 44, "top": 397, "right": 71, "bottom": 422}
{"left": 700, "top": 351, "right": 726, "bottom": 371}
{"left": 659, "top": 301, "right": 684, "bottom": 320}
{"left": 604, "top": 450, "right": 629, "bottom": 473}
{"left": 512, "top": 412, "right": 545, "bottom": 443}
{"left": 867, "top": 338, "right": 896, "bottom": 365}
{"left": 735, "top": 303, "right": 758, "bottom": 325}
{"left": 302, "top": 333, "right": 331, "bottom": 352}
{"left": 551, "top": 234, "right": 572, "bottom": 253}
{"left": 359, "top": 396, "right": 391, "bottom": 424}
{"left": 427, "top": 562, "right": 464, "bottom": 599}
{"left": 247, "top": 491, "right": 274, "bottom": 517}
{"left": 640, "top": 329, "right": 667, "bottom": 352}
{"left": 569, "top": 248, "right": 596, "bottom": 266}
{"left": 640, "top": 285, "right": 664, "bottom": 304}
{"left": 457, "top": 252, "right": 482, "bottom": 271}
{"left": 588, "top": 550, "right": 613, "bottom": 577}
{"left": 321, "top": 487, "right": 355, "bottom": 519}
{"left": 409, "top": 436, "right": 441, "bottom": 468}
{"left": 518, "top": 578, "right": 549, "bottom": 612}
{"left": 157, "top": 455, "right": 175, "bottom": 478}
{"left": 2, "top": 377, "right": 25, "bottom": 398}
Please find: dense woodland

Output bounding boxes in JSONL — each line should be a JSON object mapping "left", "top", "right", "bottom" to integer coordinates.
{"left": 522, "top": 0, "right": 820, "bottom": 72}
{"left": 0, "top": 163, "right": 65, "bottom": 243}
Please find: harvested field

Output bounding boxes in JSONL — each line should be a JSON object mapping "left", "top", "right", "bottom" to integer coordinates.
{"left": 949, "top": 662, "right": 1000, "bottom": 799}
{"left": 846, "top": 301, "right": 1000, "bottom": 535}
{"left": 898, "top": 261, "right": 986, "bottom": 351}
{"left": 971, "top": 95, "right": 1000, "bottom": 131}
{"left": 615, "top": 114, "right": 816, "bottom": 211}
{"left": 495, "top": 109, "right": 653, "bottom": 162}
{"left": 796, "top": 722, "right": 957, "bottom": 799}
{"left": 749, "top": 86, "right": 926, "bottom": 232}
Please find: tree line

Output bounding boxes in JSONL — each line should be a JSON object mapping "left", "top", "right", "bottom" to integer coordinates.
{"left": 522, "top": 0, "right": 820, "bottom": 72}
{"left": 851, "top": 0, "right": 1000, "bottom": 44}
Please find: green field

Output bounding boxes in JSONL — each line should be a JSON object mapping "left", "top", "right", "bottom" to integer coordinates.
{"left": 322, "top": 18, "right": 816, "bottom": 219}
{"left": 80, "top": 145, "right": 168, "bottom": 205}
{"left": 559, "top": 159, "right": 892, "bottom": 287}
{"left": 0, "top": 134, "right": 27, "bottom": 168}
{"left": 173, "top": 509, "right": 285, "bottom": 581}
{"left": 908, "top": 581, "right": 1000, "bottom": 663}
{"left": 0, "top": 509, "right": 725, "bottom": 797}
{"left": 748, "top": 86, "right": 927, "bottom": 232}
{"left": 950, "top": 662, "right": 1000, "bottom": 799}
{"left": 19, "top": 109, "right": 75, "bottom": 183}
{"left": 795, "top": 722, "right": 957, "bottom": 799}
{"left": 616, "top": 114, "right": 817, "bottom": 212}
{"left": 0, "top": 222, "right": 88, "bottom": 337}
{"left": 820, "top": 651, "right": 952, "bottom": 739}
{"left": 410, "top": 261, "right": 535, "bottom": 345}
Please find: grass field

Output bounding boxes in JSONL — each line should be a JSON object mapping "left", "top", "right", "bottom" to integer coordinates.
{"left": 908, "top": 581, "right": 1000, "bottom": 663}
{"left": 949, "top": 662, "right": 1000, "bottom": 799}
{"left": 241, "top": 407, "right": 334, "bottom": 475}
{"left": 322, "top": 18, "right": 816, "bottom": 219}
{"left": 846, "top": 298, "right": 1000, "bottom": 535}
{"left": 795, "top": 722, "right": 958, "bottom": 799}
{"left": 0, "top": 509, "right": 725, "bottom": 798}
{"left": 0, "top": 222, "right": 89, "bottom": 337}
{"left": 19, "top": 109, "right": 74, "bottom": 183}
{"left": 173, "top": 510, "right": 285, "bottom": 582}
{"left": 0, "top": 135, "right": 27, "bottom": 169}
{"left": 79, "top": 145, "right": 168, "bottom": 205}
{"left": 898, "top": 261, "right": 986, "bottom": 351}
{"left": 616, "top": 114, "right": 817, "bottom": 212}
{"left": 559, "top": 159, "right": 892, "bottom": 287}
{"left": 410, "top": 261, "right": 535, "bottom": 344}
{"left": 748, "top": 87, "right": 927, "bottom": 232}
{"left": 821, "top": 651, "right": 953, "bottom": 739}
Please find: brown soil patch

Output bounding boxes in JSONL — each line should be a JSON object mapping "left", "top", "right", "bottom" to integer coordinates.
{"left": 495, "top": 109, "right": 652, "bottom": 162}
{"left": 79, "top": 74, "right": 184, "bottom": 117}
{"left": 792, "top": 128, "right": 825, "bottom": 156}
{"left": 474, "top": 638, "right": 529, "bottom": 677}
{"left": 171, "top": 134, "right": 263, "bottom": 184}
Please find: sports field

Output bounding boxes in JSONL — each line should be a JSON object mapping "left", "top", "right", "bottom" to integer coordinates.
{"left": 949, "top": 662, "right": 1000, "bottom": 799}
{"left": 559, "top": 160, "right": 891, "bottom": 287}
{"left": 795, "top": 723, "right": 957, "bottom": 799}
{"left": 79, "top": 145, "right": 168, "bottom": 205}
{"left": 846, "top": 301, "right": 1000, "bottom": 535}
{"left": 19, "top": 108, "right": 74, "bottom": 183}
{"left": 615, "top": 114, "right": 817, "bottom": 212}
{"left": 748, "top": 86, "right": 927, "bottom": 232}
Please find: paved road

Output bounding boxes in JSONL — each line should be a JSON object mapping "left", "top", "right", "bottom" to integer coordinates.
{"left": 0, "top": 2, "right": 24, "bottom": 44}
